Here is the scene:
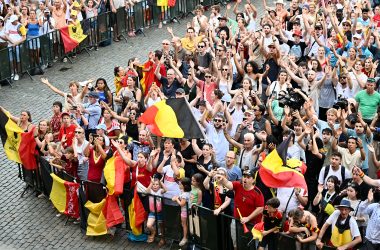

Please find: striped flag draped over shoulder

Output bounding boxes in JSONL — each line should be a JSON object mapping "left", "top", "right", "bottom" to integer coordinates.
{"left": 0, "top": 109, "right": 37, "bottom": 170}
{"left": 259, "top": 133, "right": 308, "bottom": 190}
{"left": 139, "top": 98, "right": 205, "bottom": 139}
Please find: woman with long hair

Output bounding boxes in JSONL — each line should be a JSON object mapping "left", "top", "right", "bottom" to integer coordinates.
{"left": 191, "top": 139, "right": 216, "bottom": 178}
{"left": 94, "top": 78, "right": 112, "bottom": 105}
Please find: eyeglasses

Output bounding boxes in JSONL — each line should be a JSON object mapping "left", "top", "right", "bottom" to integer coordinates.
{"left": 214, "top": 119, "right": 223, "bottom": 122}
{"left": 198, "top": 45, "right": 205, "bottom": 48}
{"left": 117, "top": 140, "right": 124, "bottom": 144}
{"left": 75, "top": 131, "right": 83, "bottom": 134}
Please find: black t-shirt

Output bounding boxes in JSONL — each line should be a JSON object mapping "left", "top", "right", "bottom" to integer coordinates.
{"left": 305, "top": 148, "right": 325, "bottom": 182}
{"left": 180, "top": 143, "right": 196, "bottom": 177}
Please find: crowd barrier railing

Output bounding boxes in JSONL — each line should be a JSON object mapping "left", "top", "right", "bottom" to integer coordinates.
{"left": 15, "top": 157, "right": 340, "bottom": 249}
{"left": 0, "top": 0, "right": 229, "bottom": 86}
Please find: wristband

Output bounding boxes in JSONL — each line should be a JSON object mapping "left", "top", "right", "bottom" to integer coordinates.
{"left": 359, "top": 171, "right": 365, "bottom": 178}
{"left": 376, "top": 127, "right": 380, "bottom": 133}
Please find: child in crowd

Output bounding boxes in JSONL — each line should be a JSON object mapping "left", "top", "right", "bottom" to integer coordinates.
{"left": 172, "top": 177, "right": 191, "bottom": 247}
{"left": 257, "top": 197, "right": 282, "bottom": 250}
{"left": 146, "top": 176, "right": 167, "bottom": 244}
{"left": 190, "top": 173, "right": 203, "bottom": 206}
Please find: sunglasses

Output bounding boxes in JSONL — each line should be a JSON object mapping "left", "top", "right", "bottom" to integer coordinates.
{"left": 341, "top": 76, "right": 347, "bottom": 79}
{"left": 315, "top": 27, "right": 323, "bottom": 30}
{"left": 205, "top": 75, "right": 212, "bottom": 78}
{"left": 162, "top": 43, "right": 170, "bottom": 45}
{"left": 117, "top": 140, "right": 124, "bottom": 144}
{"left": 217, "top": 49, "right": 224, "bottom": 52}
{"left": 198, "top": 45, "right": 205, "bottom": 48}
{"left": 214, "top": 119, "right": 223, "bottom": 122}
{"left": 75, "top": 131, "right": 83, "bottom": 134}
{"left": 343, "top": 24, "right": 351, "bottom": 27}
{"left": 130, "top": 112, "right": 136, "bottom": 115}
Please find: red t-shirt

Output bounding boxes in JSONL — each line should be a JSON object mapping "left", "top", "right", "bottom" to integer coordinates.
{"left": 87, "top": 148, "right": 106, "bottom": 183}
{"left": 58, "top": 124, "right": 77, "bottom": 148}
{"left": 131, "top": 164, "right": 152, "bottom": 188}
{"left": 61, "top": 155, "right": 78, "bottom": 179}
{"left": 232, "top": 181, "right": 264, "bottom": 224}
{"left": 373, "top": 14, "right": 380, "bottom": 27}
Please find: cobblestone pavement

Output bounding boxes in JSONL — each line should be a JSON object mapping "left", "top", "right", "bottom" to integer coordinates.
{"left": 0, "top": 1, "right": 271, "bottom": 248}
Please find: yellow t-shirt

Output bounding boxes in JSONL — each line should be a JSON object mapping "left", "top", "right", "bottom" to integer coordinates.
{"left": 181, "top": 36, "right": 203, "bottom": 52}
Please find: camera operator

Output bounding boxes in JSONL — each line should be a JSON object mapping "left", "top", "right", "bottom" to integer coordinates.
{"left": 40, "top": 8, "right": 55, "bottom": 35}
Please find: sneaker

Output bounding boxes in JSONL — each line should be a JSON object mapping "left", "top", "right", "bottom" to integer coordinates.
{"left": 73, "top": 218, "right": 80, "bottom": 224}
{"left": 13, "top": 74, "right": 19, "bottom": 81}
{"left": 172, "top": 18, "right": 178, "bottom": 23}
{"left": 63, "top": 58, "right": 68, "bottom": 63}
{"left": 37, "top": 193, "right": 46, "bottom": 199}
{"left": 178, "top": 238, "right": 187, "bottom": 247}
{"left": 56, "top": 213, "right": 62, "bottom": 217}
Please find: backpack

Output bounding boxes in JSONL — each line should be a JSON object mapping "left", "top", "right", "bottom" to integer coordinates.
{"left": 323, "top": 165, "right": 351, "bottom": 188}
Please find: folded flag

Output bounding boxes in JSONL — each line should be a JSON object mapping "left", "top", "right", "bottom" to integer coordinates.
{"left": 0, "top": 109, "right": 37, "bottom": 170}
{"left": 60, "top": 23, "right": 87, "bottom": 53}
{"left": 259, "top": 133, "right": 307, "bottom": 190}
{"left": 251, "top": 221, "right": 264, "bottom": 242}
{"left": 128, "top": 186, "right": 147, "bottom": 237}
{"left": 50, "top": 173, "right": 80, "bottom": 218}
{"left": 139, "top": 98, "right": 205, "bottom": 139}
{"left": 85, "top": 198, "right": 107, "bottom": 236}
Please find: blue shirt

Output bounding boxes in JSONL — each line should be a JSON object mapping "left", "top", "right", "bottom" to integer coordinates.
{"left": 84, "top": 102, "right": 101, "bottom": 129}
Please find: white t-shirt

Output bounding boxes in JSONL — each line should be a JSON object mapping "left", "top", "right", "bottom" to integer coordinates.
{"left": 318, "top": 165, "right": 352, "bottom": 188}
{"left": 162, "top": 164, "right": 181, "bottom": 199}
{"left": 277, "top": 187, "right": 308, "bottom": 213}
{"left": 326, "top": 210, "right": 361, "bottom": 239}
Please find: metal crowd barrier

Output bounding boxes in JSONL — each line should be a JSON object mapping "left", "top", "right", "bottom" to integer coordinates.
{"left": 0, "top": 0, "right": 229, "bottom": 86}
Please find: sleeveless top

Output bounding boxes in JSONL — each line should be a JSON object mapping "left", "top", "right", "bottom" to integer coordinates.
{"left": 253, "top": 117, "right": 267, "bottom": 132}
{"left": 218, "top": 79, "right": 232, "bottom": 102}
{"left": 97, "top": 90, "right": 108, "bottom": 104}
{"left": 27, "top": 22, "right": 40, "bottom": 36}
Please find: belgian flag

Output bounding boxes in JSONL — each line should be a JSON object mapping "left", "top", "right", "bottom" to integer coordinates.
{"left": 259, "top": 133, "right": 308, "bottom": 190}
{"left": 139, "top": 98, "right": 205, "bottom": 139}
{"left": 0, "top": 109, "right": 37, "bottom": 170}
{"left": 50, "top": 173, "right": 80, "bottom": 218}
{"left": 60, "top": 23, "right": 87, "bottom": 53}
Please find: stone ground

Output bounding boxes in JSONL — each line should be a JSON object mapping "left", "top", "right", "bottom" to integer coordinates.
{"left": 0, "top": 0, "right": 272, "bottom": 249}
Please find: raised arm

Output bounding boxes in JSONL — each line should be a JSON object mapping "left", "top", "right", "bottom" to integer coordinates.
{"left": 40, "top": 77, "right": 66, "bottom": 97}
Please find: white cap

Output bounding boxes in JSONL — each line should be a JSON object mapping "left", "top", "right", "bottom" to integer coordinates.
{"left": 9, "top": 15, "right": 18, "bottom": 23}
{"left": 353, "top": 33, "right": 362, "bottom": 39}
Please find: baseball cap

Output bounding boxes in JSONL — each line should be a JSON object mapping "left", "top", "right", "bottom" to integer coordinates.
{"left": 96, "top": 123, "right": 107, "bottom": 131}
{"left": 353, "top": 33, "right": 362, "bottom": 39}
{"left": 88, "top": 91, "right": 99, "bottom": 98}
{"left": 9, "top": 15, "right": 18, "bottom": 23}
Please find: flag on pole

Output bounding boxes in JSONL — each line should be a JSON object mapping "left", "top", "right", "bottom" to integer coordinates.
{"left": 259, "top": 133, "right": 308, "bottom": 190}
{"left": 139, "top": 98, "right": 205, "bottom": 139}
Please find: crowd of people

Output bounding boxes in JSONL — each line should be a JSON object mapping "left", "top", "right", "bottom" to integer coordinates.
{"left": 2, "top": 0, "right": 380, "bottom": 249}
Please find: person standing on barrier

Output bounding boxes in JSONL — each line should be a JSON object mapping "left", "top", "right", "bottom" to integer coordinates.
{"left": 5, "top": 14, "right": 26, "bottom": 81}
{"left": 0, "top": 106, "right": 34, "bottom": 132}
{"left": 216, "top": 168, "right": 264, "bottom": 249}
{"left": 27, "top": 9, "right": 42, "bottom": 73}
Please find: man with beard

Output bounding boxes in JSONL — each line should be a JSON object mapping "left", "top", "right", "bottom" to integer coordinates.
{"left": 200, "top": 112, "right": 231, "bottom": 165}
{"left": 216, "top": 168, "right": 264, "bottom": 249}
